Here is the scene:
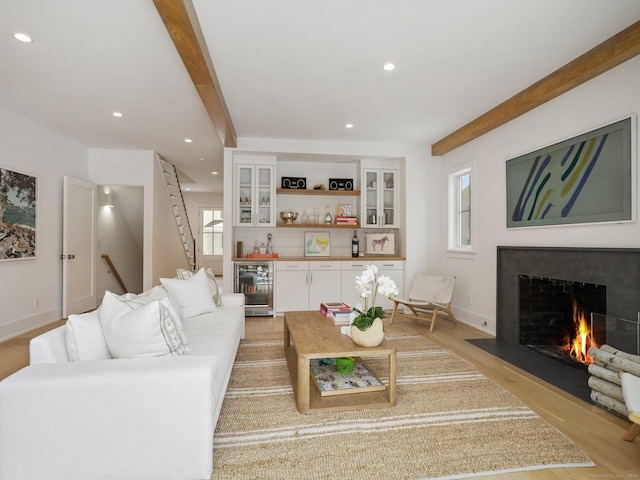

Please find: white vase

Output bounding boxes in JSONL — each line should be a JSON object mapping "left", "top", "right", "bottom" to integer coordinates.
{"left": 351, "top": 318, "right": 385, "bottom": 347}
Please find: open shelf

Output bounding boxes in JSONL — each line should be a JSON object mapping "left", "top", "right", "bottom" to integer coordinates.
{"left": 276, "top": 188, "right": 360, "bottom": 196}
{"left": 277, "top": 223, "right": 360, "bottom": 228}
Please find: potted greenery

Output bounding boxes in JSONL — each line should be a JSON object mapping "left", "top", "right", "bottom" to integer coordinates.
{"left": 350, "top": 265, "right": 398, "bottom": 347}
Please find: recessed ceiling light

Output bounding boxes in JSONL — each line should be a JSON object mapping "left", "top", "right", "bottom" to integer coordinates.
{"left": 112, "top": 112, "right": 123, "bottom": 118}
{"left": 345, "top": 123, "right": 354, "bottom": 129}
{"left": 184, "top": 187, "right": 191, "bottom": 191}
{"left": 211, "top": 171, "right": 218, "bottom": 175}
{"left": 383, "top": 63, "right": 395, "bottom": 71}
{"left": 13, "top": 33, "right": 32, "bottom": 43}
{"left": 184, "top": 138, "right": 193, "bottom": 143}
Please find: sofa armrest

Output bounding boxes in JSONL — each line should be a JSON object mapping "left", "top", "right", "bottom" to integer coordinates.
{"left": 0, "top": 356, "right": 218, "bottom": 480}
{"left": 220, "top": 292, "right": 245, "bottom": 307}
{"left": 29, "top": 324, "right": 69, "bottom": 364}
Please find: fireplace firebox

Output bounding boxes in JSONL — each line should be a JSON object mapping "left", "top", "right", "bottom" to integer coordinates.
{"left": 518, "top": 275, "right": 605, "bottom": 365}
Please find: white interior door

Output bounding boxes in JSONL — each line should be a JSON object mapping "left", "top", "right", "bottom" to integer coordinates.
{"left": 62, "top": 176, "right": 97, "bottom": 317}
{"left": 198, "top": 206, "right": 223, "bottom": 274}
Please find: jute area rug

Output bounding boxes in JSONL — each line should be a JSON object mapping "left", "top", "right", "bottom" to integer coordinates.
{"left": 211, "top": 322, "right": 594, "bottom": 480}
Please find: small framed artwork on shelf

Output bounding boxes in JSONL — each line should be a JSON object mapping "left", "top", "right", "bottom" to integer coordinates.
{"left": 337, "top": 204, "right": 352, "bottom": 216}
{"left": 305, "top": 231, "right": 331, "bottom": 257}
{"left": 366, "top": 233, "right": 395, "bottom": 255}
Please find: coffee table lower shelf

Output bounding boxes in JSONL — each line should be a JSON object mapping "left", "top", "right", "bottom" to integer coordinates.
{"left": 284, "top": 344, "right": 396, "bottom": 414}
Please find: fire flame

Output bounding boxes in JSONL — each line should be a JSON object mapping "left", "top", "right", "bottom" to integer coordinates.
{"left": 564, "top": 300, "right": 596, "bottom": 364}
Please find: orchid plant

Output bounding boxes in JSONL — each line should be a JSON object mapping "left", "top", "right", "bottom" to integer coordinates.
{"left": 351, "top": 264, "right": 399, "bottom": 331}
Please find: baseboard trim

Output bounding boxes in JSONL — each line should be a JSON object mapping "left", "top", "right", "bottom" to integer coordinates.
{"left": 0, "top": 308, "right": 63, "bottom": 343}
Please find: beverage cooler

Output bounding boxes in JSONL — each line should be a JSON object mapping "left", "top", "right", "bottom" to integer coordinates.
{"left": 234, "top": 261, "right": 274, "bottom": 316}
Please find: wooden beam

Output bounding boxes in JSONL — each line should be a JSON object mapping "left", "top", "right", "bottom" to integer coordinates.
{"left": 432, "top": 20, "right": 640, "bottom": 157}
{"left": 153, "top": 0, "right": 237, "bottom": 148}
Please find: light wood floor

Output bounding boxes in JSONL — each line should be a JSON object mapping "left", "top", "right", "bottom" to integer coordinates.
{"left": 2, "top": 316, "right": 639, "bottom": 478}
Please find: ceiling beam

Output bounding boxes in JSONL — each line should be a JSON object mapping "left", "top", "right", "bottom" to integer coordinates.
{"left": 431, "top": 20, "right": 640, "bottom": 157}
{"left": 153, "top": 0, "right": 237, "bottom": 148}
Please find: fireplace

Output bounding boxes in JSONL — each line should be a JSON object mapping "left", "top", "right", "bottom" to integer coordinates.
{"left": 518, "top": 275, "right": 605, "bottom": 365}
{"left": 469, "top": 246, "right": 640, "bottom": 401}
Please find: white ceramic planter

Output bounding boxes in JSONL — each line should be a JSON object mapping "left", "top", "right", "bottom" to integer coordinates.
{"left": 350, "top": 317, "right": 385, "bottom": 347}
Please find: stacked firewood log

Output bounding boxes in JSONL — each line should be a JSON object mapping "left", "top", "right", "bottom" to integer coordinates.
{"left": 587, "top": 344, "right": 640, "bottom": 417}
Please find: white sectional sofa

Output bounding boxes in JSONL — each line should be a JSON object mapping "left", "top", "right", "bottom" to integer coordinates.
{"left": 0, "top": 269, "right": 245, "bottom": 480}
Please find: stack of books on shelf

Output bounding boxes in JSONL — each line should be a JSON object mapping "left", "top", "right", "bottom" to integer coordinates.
{"left": 335, "top": 216, "right": 358, "bottom": 225}
{"left": 320, "top": 301, "right": 353, "bottom": 325}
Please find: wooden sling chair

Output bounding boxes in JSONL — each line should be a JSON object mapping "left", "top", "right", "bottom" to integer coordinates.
{"left": 389, "top": 274, "right": 457, "bottom": 332}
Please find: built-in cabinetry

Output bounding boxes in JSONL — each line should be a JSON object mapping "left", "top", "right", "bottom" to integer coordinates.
{"left": 275, "top": 261, "right": 342, "bottom": 312}
{"left": 234, "top": 162, "right": 275, "bottom": 226}
{"left": 274, "top": 259, "right": 404, "bottom": 314}
{"left": 361, "top": 169, "right": 399, "bottom": 228}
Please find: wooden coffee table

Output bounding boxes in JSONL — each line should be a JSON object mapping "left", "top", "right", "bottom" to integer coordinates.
{"left": 284, "top": 310, "right": 397, "bottom": 414}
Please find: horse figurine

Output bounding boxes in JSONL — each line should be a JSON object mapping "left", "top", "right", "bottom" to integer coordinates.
{"left": 371, "top": 235, "right": 390, "bottom": 252}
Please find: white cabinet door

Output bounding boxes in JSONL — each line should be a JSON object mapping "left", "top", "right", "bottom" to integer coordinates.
{"left": 234, "top": 164, "right": 275, "bottom": 226}
{"left": 341, "top": 260, "right": 369, "bottom": 309}
{"left": 308, "top": 262, "right": 342, "bottom": 309}
{"left": 361, "top": 169, "right": 399, "bottom": 228}
{"left": 275, "top": 262, "right": 309, "bottom": 312}
{"left": 373, "top": 260, "right": 405, "bottom": 311}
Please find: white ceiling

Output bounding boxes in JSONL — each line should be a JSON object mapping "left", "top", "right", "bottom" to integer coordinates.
{"left": 2, "top": 1, "right": 640, "bottom": 192}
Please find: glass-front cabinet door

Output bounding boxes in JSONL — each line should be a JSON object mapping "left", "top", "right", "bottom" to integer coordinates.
{"left": 235, "top": 164, "right": 274, "bottom": 226}
{"left": 362, "top": 169, "right": 398, "bottom": 228}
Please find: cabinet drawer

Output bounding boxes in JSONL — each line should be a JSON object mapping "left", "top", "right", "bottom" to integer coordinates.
{"left": 276, "top": 261, "right": 309, "bottom": 271}
{"left": 341, "top": 261, "right": 369, "bottom": 271}
{"left": 310, "top": 261, "right": 342, "bottom": 270}
{"left": 371, "top": 260, "right": 404, "bottom": 270}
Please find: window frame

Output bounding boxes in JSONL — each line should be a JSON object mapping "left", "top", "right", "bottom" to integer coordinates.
{"left": 447, "top": 163, "right": 475, "bottom": 253}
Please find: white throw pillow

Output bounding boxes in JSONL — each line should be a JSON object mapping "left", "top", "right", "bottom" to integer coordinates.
{"left": 66, "top": 311, "right": 112, "bottom": 362}
{"left": 176, "top": 267, "right": 222, "bottom": 306}
{"left": 100, "top": 291, "right": 186, "bottom": 358}
{"left": 161, "top": 268, "right": 218, "bottom": 318}
{"left": 113, "top": 286, "right": 189, "bottom": 344}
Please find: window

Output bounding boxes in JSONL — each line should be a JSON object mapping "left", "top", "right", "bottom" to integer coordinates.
{"left": 448, "top": 166, "right": 473, "bottom": 251}
{"left": 202, "top": 208, "right": 223, "bottom": 256}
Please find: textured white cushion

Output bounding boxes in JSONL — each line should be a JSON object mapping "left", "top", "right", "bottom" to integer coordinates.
{"left": 177, "top": 267, "right": 222, "bottom": 306}
{"left": 161, "top": 268, "right": 218, "bottom": 318}
{"left": 100, "top": 291, "right": 186, "bottom": 358}
{"left": 65, "top": 311, "right": 112, "bottom": 362}
{"left": 112, "top": 287, "right": 189, "bottom": 344}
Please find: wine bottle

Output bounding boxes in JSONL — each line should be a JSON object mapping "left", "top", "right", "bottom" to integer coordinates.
{"left": 352, "top": 230, "right": 359, "bottom": 257}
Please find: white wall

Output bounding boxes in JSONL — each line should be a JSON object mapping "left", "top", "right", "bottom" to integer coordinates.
{"left": 0, "top": 105, "right": 88, "bottom": 340}
{"left": 437, "top": 56, "right": 640, "bottom": 335}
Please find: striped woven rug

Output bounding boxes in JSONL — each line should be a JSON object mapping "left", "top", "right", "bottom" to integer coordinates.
{"left": 211, "top": 322, "right": 593, "bottom": 479}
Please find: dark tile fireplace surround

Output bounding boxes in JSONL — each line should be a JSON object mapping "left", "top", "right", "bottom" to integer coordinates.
{"left": 469, "top": 246, "right": 640, "bottom": 402}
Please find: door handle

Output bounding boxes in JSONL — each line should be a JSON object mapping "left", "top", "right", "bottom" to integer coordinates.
{"left": 68, "top": 254, "right": 75, "bottom": 259}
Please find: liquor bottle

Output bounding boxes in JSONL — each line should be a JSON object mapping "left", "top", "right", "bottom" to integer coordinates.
{"left": 352, "top": 230, "right": 359, "bottom": 257}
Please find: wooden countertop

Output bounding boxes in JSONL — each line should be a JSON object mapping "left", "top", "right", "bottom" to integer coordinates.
{"left": 233, "top": 256, "right": 405, "bottom": 261}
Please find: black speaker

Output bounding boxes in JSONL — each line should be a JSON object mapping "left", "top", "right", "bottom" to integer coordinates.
{"left": 281, "top": 177, "right": 306, "bottom": 189}
{"left": 328, "top": 178, "right": 353, "bottom": 191}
